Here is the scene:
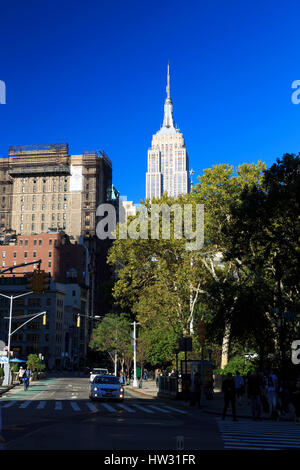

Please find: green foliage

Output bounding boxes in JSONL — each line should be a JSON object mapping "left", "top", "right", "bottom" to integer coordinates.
{"left": 214, "top": 355, "right": 256, "bottom": 376}
{"left": 27, "top": 354, "right": 41, "bottom": 371}
{"left": 0, "top": 366, "right": 4, "bottom": 377}
{"left": 89, "top": 313, "right": 132, "bottom": 368}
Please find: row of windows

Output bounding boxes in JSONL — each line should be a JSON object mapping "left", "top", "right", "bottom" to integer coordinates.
{"left": 19, "top": 222, "right": 66, "bottom": 231}
{"left": 21, "top": 185, "right": 68, "bottom": 193}
{"left": 20, "top": 194, "right": 67, "bottom": 202}
{"left": 2, "top": 250, "right": 53, "bottom": 258}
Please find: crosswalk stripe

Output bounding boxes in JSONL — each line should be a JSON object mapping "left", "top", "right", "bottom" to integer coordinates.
{"left": 132, "top": 404, "right": 154, "bottom": 414}
{"left": 55, "top": 401, "right": 62, "bottom": 411}
{"left": 162, "top": 405, "right": 187, "bottom": 414}
{"left": 19, "top": 401, "right": 31, "bottom": 409}
{"left": 70, "top": 402, "right": 81, "bottom": 411}
{"left": 216, "top": 418, "right": 300, "bottom": 450}
{"left": 2, "top": 401, "right": 16, "bottom": 408}
{"left": 86, "top": 402, "right": 98, "bottom": 412}
{"left": 117, "top": 403, "right": 136, "bottom": 413}
{"left": 149, "top": 405, "right": 169, "bottom": 413}
{"left": 37, "top": 401, "right": 46, "bottom": 410}
{"left": 100, "top": 403, "right": 116, "bottom": 412}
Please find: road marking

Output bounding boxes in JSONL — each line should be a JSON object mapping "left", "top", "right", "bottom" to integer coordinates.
{"left": 148, "top": 405, "right": 169, "bottom": 413}
{"left": 19, "top": 401, "right": 31, "bottom": 409}
{"left": 132, "top": 404, "right": 154, "bottom": 414}
{"left": 36, "top": 401, "right": 46, "bottom": 410}
{"left": 100, "top": 403, "right": 116, "bottom": 412}
{"left": 2, "top": 401, "right": 17, "bottom": 409}
{"left": 70, "top": 402, "right": 81, "bottom": 411}
{"left": 86, "top": 402, "right": 98, "bottom": 412}
{"left": 55, "top": 401, "right": 62, "bottom": 411}
{"left": 117, "top": 403, "right": 136, "bottom": 413}
{"left": 162, "top": 405, "right": 187, "bottom": 414}
{"left": 216, "top": 417, "right": 300, "bottom": 450}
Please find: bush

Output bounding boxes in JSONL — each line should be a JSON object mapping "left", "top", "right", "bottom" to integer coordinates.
{"left": 214, "top": 355, "right": 255, "bottom": 376}
{"left": 10, "top": 363, "right": 19, "bottom": 373}
{"left": 0, "top": 367, "right": 4, "bottom": 378}
{"left": 27, "top": 354, "right": 41, "bottom": 371}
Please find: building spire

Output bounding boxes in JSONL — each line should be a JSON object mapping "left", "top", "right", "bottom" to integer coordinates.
{"left": 166, "top": 62, "right": 170, "bottom": 98}
{"left": 162, "top": 62, "right": 175, "bottom": 130}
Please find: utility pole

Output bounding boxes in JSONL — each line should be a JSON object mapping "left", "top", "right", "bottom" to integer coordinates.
{"left": 0, "top": 291, "right": 45, "bottom": 386}
{"left": 131, "top": 321, "right": 139, "bottom": 387}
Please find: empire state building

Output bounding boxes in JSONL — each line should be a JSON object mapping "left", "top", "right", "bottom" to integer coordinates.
{"left": 146, "top": 65, "right": 190, "bottom": 199}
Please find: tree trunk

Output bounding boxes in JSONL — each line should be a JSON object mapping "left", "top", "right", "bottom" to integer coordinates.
{"left": 221, "top": 322, "right": 231, "bottom": 369}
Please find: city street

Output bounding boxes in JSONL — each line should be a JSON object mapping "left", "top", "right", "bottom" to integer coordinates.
{"left": 0, "top": 376, "right": 223, "bottom": 451}
{"left": 1, "top": 376, "right": 300, "bottom": 451}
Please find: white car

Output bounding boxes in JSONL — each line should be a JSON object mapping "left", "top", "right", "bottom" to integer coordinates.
{"left": 89, "top": 375, "right": 124, "bottom": 402}
{"left": 90, "top": 368, "right": 109, "bottom": 382}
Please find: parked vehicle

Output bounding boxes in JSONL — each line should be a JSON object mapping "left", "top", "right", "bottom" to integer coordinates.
{"left": 89, "top": 375, "right": 124, "bottom": 402}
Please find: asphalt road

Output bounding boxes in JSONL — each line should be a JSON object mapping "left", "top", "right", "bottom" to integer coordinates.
{"left": 0, "top": 376, "right": 223, "bottom": 451}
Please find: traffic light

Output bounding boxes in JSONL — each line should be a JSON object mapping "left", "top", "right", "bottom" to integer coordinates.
{"left": 197, "top": 321, "right": 206, "bottom": 344}
{"left": 77, "top": 315, "right": 80, "bottom": 328}
{"left": 42, "top": 313, "right": 47, "bottom": 326}
{"left": 40, "top": 271, "right": 50, "bottom": 293}
{"left": 26, "top": 269, "right": 50, "bottom": 294}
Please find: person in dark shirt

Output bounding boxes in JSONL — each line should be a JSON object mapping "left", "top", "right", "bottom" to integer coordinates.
{"left": 222, "top": 372, "right": 237, "bottom": 421}
{"left": 247, "top": 371, "right": 263, "bottom": 420}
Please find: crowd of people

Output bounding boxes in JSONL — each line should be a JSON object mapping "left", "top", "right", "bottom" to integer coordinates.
{"left": 221, "top": 369, "right": 300, "bottom": 423}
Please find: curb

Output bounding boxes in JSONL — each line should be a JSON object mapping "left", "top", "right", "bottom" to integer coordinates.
{"left": 0, "top": 384, "right": 16, "bottom": 397}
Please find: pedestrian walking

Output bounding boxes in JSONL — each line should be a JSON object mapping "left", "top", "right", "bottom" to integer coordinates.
{"left": 291, "top": 376, "right": 300, "bottom": 424}
{"left": 222, "top": 373, "right": 237, "bottom": 421}
{"left": 234, "top": 371, "right": 244, "bottom": 405}
{"left": 18, "top": 366, "right": 25, "bottom": 384}
{"left": 266, "top": 375, "right": 278, "bottom": 419}
{"left": 247, "top": 371, "right": 263, "bottom": 421}
{"left": 190, "top": 372, "right": 202, "bottom": 408}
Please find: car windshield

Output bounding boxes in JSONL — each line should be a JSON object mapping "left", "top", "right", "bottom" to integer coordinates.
{"left": 93, "top": 376, "right": 120, "bottom": 384}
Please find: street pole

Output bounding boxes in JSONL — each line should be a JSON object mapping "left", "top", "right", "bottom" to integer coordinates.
{"left": 132, "top": 321, "right": 139, "bottom": 388}
{"left": 1, "top": 291, "right": 33, "bottom": 386}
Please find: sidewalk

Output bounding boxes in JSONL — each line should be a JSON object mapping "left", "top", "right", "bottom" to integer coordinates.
{"left": 0, "top": 384, "right": 16, "bottom": 397}
{"left": 126, "top": 380, "right": 297, "bottom": 422}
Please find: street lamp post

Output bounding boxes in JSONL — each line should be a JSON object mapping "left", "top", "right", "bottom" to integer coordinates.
{"left": 131, "top": 321, "right": 139, "bottom": 387}
{"left": 0, "top": 291, "right": 34, "bottom": 386}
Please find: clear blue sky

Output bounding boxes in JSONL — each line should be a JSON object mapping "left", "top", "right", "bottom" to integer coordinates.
{"left": 1, "top": 0, "right": 300, "bottom": 203}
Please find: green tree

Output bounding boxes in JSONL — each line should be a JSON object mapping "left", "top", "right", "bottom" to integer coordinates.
{"left": 224, "top": 154, "right": 300, "bottom": 370}
{"left": 89, "top": 313, "right": 132, "bottom": 372}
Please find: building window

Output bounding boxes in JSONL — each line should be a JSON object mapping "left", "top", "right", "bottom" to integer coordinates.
{"left": 39, "top": 240, "right": 42, "bottom": 246}
{"left": 49, "top": 239, "right": 52, "bottom": 245}
{"left": 13, "top": 252, "right": 16, "bottom": 258}
{"left": 34, "top": 239, "right": 37, "bottom": 246}
{"left": 49, "top": 251, "right": 52, "bottom": 258}
{"left": 33, "top": 251, "right": 36, "bottom": 258}
{"left": 48, "top": 261, "right": 51, "bottom": 268}
{"left": 24, "top": 252, "right": 28, "bottom": 258}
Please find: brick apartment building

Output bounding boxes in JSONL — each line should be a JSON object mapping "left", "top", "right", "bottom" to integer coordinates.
{"left": 0, "top": 143, "right": 116, "bottom": 368}
{"left": 0, "top": 232, "right": 86, "bottom": 284}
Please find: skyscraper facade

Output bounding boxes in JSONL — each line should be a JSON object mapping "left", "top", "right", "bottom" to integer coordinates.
{"left": 146, "top": 65, "right": 190, "bottom": 199}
